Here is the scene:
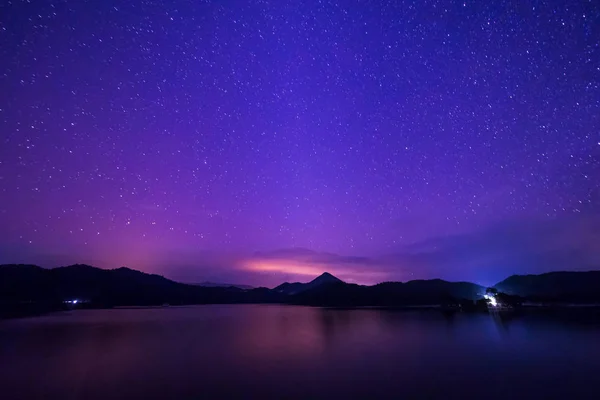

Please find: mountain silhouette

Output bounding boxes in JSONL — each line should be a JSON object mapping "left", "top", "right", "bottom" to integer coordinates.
{"left": 2, "top": 264, "right": 600, "bottom": 318}
{"left": 494, "top": 271, "right": 600, "bottom": 303}
{"left": 193, "top": 282, "right": 254, "bottom": 290}
{"left": 0, "top": 264, "right": 284, "bottom": 317}
{"left": 291, "top": 279, "right": 484, "bottom": 307}
{"left": 274, "top": 272, "right": 343, "bottom": 295}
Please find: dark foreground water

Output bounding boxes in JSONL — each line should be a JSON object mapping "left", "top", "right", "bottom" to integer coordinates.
{"left": 1, "top": 306, "right": 599, "bottom": 400}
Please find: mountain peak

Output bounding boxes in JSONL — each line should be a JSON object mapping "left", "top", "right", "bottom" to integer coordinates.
{"left": 311, "top": 272, "right": 343, "bottom": 284}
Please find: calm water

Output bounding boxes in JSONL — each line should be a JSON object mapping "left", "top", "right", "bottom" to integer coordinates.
{"left": 1, "top": 306, "right": 599, "bottom": 400}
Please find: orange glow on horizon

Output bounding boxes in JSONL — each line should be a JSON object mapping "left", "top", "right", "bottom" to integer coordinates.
{"left": 245, "top": 260, "right": 324, "bottom": 276}
{"left": 242, "top": 258, "right": 390, "bottom": 285}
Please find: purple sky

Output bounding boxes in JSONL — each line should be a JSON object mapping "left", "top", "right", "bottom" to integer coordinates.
{"left": 0, "top": 0, "right": 598, "bottom": 287}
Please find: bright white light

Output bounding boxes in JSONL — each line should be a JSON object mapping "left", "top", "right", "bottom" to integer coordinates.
{"left": 72, "top": 299, "right": 78, "bottom": 304}
{"left": 484, "top": 294, "right": 497, "bottom": 307}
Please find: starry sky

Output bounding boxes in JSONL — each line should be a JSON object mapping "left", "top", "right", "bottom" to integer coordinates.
{"left": 1, "top": 0, "right": 599, "bottom": 287}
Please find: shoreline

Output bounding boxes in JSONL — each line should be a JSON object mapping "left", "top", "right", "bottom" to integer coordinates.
{"left": 4, "top": 302, "right": 600, "bottom": 321}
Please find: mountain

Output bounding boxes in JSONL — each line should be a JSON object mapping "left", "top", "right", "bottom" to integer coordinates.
{"left": 0, "top": 264, "right": 284, "bottom": 317}
{"left": 494, "top": 271, "right": 600, "bottom": 303}
{"left": 274, "top": 272, "right": 343, "bottom": 294}
{"left": 4, "top": 264, "right": 600, "bottom": 318}
{"left": 291, "top": 279, "right": 485, "bottom": 307}
{"left": 193, "top": 282, "right": 254, "bottom": 290}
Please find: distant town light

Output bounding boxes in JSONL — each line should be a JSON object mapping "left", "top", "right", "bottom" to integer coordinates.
{"left": 484, "top": 293, "right": 497, "bottom": 307}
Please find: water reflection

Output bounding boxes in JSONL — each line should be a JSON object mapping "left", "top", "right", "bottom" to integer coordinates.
{"left": 1, "top": 306, "right": 599, "bottom": 400}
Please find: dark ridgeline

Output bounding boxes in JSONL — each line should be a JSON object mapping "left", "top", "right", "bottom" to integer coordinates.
{"left": 494, "top": 271, "right": 600, "bottom": 303}
{"left": 0, "top": 264, "right": 284, "bottom": 318}
{"left": 274, "top": 271, "right": 344, "bottom": 295}
{"left": 290, "top": 279, "right": 483, "bottom": 307}
{"left": 193, "top": 282, "right": 254, "bottom": 290}
{"left": 2, "top": 264, "right": 600, "bottom": 318}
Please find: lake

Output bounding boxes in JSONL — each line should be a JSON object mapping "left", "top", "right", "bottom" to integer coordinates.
{"left": 1, "top": 305, "right": 599, "bottom": 399}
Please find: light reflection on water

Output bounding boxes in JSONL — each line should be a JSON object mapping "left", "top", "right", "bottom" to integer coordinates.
{"left": 1, "top": 305, "right": 599, "bottom": 399}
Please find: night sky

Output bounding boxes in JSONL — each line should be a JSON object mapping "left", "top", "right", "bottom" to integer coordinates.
{"left": 1, "top": 0, "right": 599, "bottom": 287}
